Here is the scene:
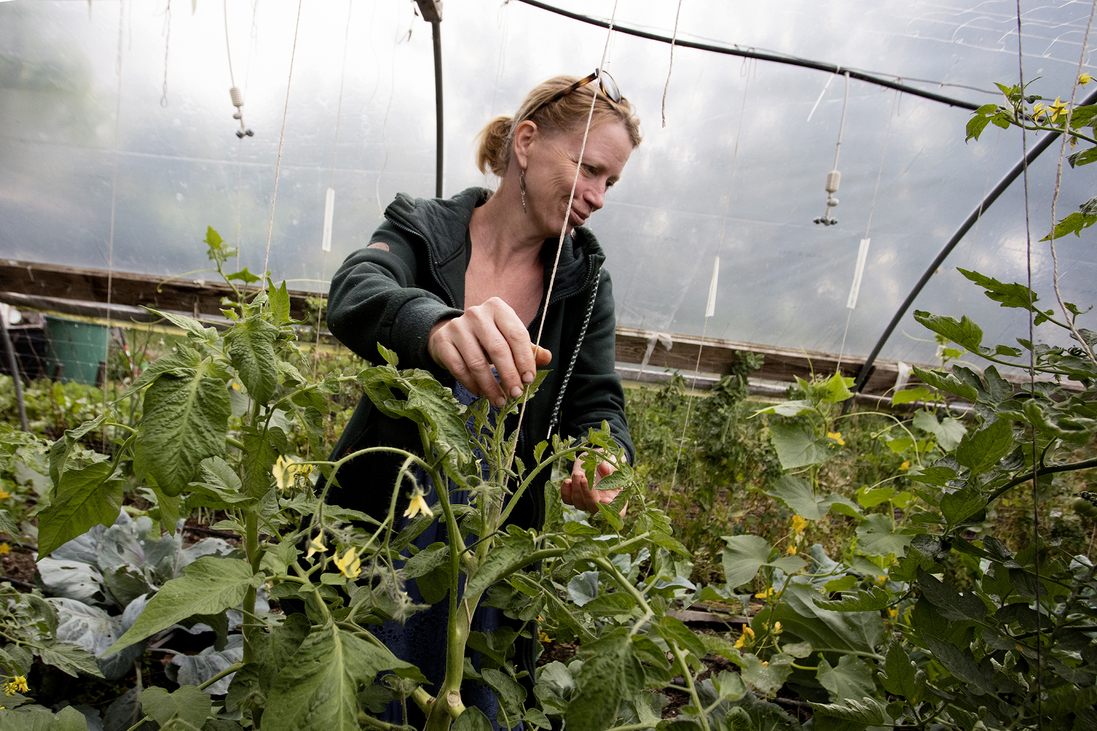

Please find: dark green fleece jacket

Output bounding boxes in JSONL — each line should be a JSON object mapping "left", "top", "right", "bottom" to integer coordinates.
{"left": 326, "top": 187, "right": 635, "bottom": 530}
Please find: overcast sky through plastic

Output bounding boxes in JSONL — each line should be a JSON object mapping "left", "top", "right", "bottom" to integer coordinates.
{"left": 1, "top": 0, "right": 1095, "bottom": 370}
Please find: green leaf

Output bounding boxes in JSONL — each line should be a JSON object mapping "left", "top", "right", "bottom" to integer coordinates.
{"left": 36, "top": 461, "right": 123, "bottom": 559}
{"left": 811, "top": 696, "right": 892, "bottom": 725}
{"left": 227, "top": 317, "right": 279, "bottom": 405}
{"left": 966, "top": 112, "right": 992, "bottom": 141}
{"left": 879, "top": 641, "right": 922, "bottom": 701}
{"left": 720, "top": 535, "right": 806, "bottom": 589}
{"left": 269, "top": 280, "right": 292, "bottom": 325}
{"left": 225, "top": 267, "right": 261, "bottom": 285}
{"left": 48, "top": 415, "right": 106, "bottom": 485}
{"left": 107, "top": 556, "right": 262, "bottom": 654}
{"left": 566, "top": 632, "right": 644, "bottom": 731}
{"left": 139, "top": 685, "right": 213, "bottom": 729}
{"left": 768, "top": 582, "right": 885, "bottom": 657}
{"left": 755, "top": 399, "right": 813, "bottom": 417}
{"left": 912, "top": 367, "right": 979, "bottom": 402}
{"left": 769, "top": 422, "right": 832, "bottom": 470}
{"left": 817, "top": 655, "right": 875, "bottom": 703}
{"left": 912, "top": 311, "right": 984, "bottom": 354}
{"left": 135, "top": 368, "right": 231, "bottom": 496}
{"left": 855, "top": 513, "right": 913, "bottom": 558}
{"left": 955, "top": 418, "right": 1013, "bottom": 474}
{"left": 453, "top": 707, "right": 493, "bottom": 731}
{"left": 567, "top": 571, "right": 600, "bottom": 607}
{"left": 764, "top": 475, "right": 862, "bottom": 521}
{"left": 35, "top": 638, "right": 104, "bottom": 678}
{"left": 144, "top": 306, "right": 217, "bottom": 342}
{"left": 820, "top": 373, "right": 854, "bottom": 403}
{"left": 922, "top": 634, "right": 994, "bottom": 695}
{"left": 892, "top": 387, "right": 931, "bottom": 405}
{"left": 815, "top": 585, "right": 891, "bottom": 612}
{"left": 263, "top": 623, "right": 424, "bottom": 731}
{"left": 465, "top": 532, "right": 535, "bottom": 598}
{"left": 241, "top": 425, "right": 285, "bottom": 499}
{"left": 740, "top": 652, "right": 793, "bottom": 697}
{"left": 917, "top": 569, "right": 986, "bottom": 621}
{"left": 482, "top": 668, "right": 527, "bottom": 718}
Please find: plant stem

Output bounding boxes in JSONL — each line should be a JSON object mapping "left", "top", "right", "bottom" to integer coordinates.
{"left": 668, "top": 640, "right": 711, "bottom": 731}
{"left": 242, "top": 510, "right": 260, "bottom": 664}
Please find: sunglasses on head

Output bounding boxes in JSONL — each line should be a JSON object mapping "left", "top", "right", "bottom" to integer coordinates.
{"left": 528, "top": 70, "right": 622, "bottom": 119}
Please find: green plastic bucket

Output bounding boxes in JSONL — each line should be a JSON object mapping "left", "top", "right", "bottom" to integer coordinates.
{"left": 45, "top": 316, "right": 108, "bottom": 385}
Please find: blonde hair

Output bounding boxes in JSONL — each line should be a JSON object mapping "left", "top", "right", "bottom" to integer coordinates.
{"left": 475, "top": 74, "right": 642, "bottom": 178}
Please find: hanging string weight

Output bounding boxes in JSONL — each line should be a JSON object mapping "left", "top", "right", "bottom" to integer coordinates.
{"left": 230, "top": 86, "right": 254, "bottom": 138}
{"left": 814, "top": 72, "right": 849, "bottom": 226}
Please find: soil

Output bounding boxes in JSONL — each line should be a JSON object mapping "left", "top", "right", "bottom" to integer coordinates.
{"left": 2, "top": 546, "right": 38, "bottom": 588}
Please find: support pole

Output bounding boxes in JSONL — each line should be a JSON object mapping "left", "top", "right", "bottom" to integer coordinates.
{"left": 416, "top": 0, "right": 444, "bottom": 198}
{"left": 0, "top": 308, "right": 28, "bottom": 432}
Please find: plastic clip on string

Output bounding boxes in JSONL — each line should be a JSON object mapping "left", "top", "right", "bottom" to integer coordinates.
{"left": 230, "top": 86, "right": 254, "bottom": 138}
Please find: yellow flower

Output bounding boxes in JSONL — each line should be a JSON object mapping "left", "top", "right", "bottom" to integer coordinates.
{"left": 0, "top": 489, "right": 10, "bottom": 499}
{"left": 888, "top": 607, "right": 899, "bottom": 619}
{"left": 305, "top": 534, "right": 328, "bottom": 559}
{"left": 403, "top": 491, "right": 434, "bottom": 519}
{"left": 539, "top": 631, "right": 551, "bottom": 643}
{"left": 334, "top": 547, "right": 361, "bottom": 579}
{"left": 734, "top": 626, "right": 755, "bottom": 648}
{"left": 755, "top": 587, "right": 776, "bottom": 600}
{"left": 272, "top": 455, "right": 315, "bottom": 491}
{"left": 827, "top": 431, "right": 845, "bottom": 446}
{"left": 0, "top": 543, "right": 9, "bottom": 555}
{"left": 899, "top": 460, "right": 910, "bottom": 471}
{"left": 5, "top": 675, "right": 28, "bottom": 696}
{"left": 791, "top": 515, "right": 808, "bottom": 534}
{"left": 1080, "top": 73, "right": 1093, "bottom": 86}
{"left": 773, "top": 621, "right": 782, "bottom": 634}
{"left": 1048, "top": 97, "right": 1069, "bottom": 122}
{"left": 1032, "top": 102, "right": 1046, "bottom": 119}
{"left": 786, "top": 544, "right": 797, "bottom": 556}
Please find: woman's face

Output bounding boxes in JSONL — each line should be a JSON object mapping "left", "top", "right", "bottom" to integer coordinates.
{"left": 522, "top": 120, "right": 633, "bottom": 236}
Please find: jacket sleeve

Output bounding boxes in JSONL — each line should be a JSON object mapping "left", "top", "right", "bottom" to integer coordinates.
{"left": 327, "top": 220, "right": 463, "bottom": 374}
{"left": 557, "top": 269, "right": 636, "bottom": 466}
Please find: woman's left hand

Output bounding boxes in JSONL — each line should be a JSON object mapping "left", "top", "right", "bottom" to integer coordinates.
{"left": 561, "top": 454, "right": 626, "bottom": 515}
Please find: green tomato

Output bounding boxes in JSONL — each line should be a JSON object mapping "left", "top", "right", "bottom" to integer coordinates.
{"left": 1071, "top": 497, "right": 1097, "bottom": 518}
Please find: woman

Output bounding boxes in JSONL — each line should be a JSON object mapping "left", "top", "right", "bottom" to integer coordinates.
{"left": 325, "top": 71, "right": 641, "bottom": 726}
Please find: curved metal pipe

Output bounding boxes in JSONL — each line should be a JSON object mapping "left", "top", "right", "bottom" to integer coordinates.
{"left": 852, "top": 86, "right": 1097, "bottom": 394}
{"left": 514, "top": 0, "right": 981, "bottom": 111}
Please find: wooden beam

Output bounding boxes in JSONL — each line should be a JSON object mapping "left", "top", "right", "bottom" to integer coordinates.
{"left": 0, "top": 260, "right": 314, "bottom": 322}
{"left": 1, "top": 260, "right": 1054, "bottom": 397}
{"left": 613, "top": 326, "right": 913, "bottom": 397}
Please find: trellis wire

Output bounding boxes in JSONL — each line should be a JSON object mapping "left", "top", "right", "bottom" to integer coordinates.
{"left": 661, "top": 0, "right": 684, "bottom": 128}
{"left": 261, "top": 0, "right": 304, "bottom": 290}
{"left": 1013, "top": 5, "right": 1042, "bottom": 723}
{"left": 835, "top": 89, "right": 898, "bottom": 373}
{"left": 505, "top": 0, "right": 621, "bottom": 479}
{"left": 666, "top": 60, "right": 755, "bottom": 503}
{"left": 1046, "top": 0, "right": 1097, "bottom": 368}
{"left": 315, "top": 0, "right": 356, "bottom": 362}
{"left": 101, "top": 0, "right": 126, "bottom": 435}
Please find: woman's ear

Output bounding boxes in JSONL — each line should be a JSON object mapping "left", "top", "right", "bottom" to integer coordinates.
{"left": 512, "top": 119, "right": 538, "bottom": 169}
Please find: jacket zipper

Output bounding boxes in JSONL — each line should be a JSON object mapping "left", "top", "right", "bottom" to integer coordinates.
{"left": 383, "top": 212, "right": 460, "bottom": 308}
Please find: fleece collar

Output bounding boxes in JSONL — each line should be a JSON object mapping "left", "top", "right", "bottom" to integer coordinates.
{"left": 384, "top": 187, "right": 603, "bottom": 306}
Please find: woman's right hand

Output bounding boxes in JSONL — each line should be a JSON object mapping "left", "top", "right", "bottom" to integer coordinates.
{"left": 428, "top": 297, "right": 552, "bottom": 407}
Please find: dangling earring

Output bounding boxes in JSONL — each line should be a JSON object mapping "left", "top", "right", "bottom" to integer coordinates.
{"left": 519, "top": 168, "right": 527, "bottom": 214}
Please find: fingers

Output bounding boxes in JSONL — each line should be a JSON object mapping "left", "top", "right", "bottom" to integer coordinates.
{"left": 427, "top": 299, "right": 553, "bottom": 407}
{"left": 561, "top": 456, "right": 622, "bottom": 514}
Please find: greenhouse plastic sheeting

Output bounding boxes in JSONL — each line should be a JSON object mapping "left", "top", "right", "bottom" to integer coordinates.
{"left": 1, "top": 0, "right": 1095, "bottom": 369}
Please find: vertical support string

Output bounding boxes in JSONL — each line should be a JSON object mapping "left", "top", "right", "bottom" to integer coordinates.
{"left": 261, "top": 0, "right": 304, "bottom": 290}
{"left": 102, "top": 0, "right": 125, "bottom": 433}
{"left": 1013, "top": 6, "right": 1042, "bottom": 724}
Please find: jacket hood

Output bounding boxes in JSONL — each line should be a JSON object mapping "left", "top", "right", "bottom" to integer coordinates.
{"left": 384, "top": 187, "right": 605, "bottom": 303}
